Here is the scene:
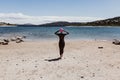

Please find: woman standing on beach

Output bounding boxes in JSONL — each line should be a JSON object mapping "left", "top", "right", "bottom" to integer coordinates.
{"left": 55, "top": 28, "right": 69, "bottom": 59}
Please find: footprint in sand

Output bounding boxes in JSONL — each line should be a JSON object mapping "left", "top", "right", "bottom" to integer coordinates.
{"left": 35, "top": 66, "right": 37, "bottom": 68}
{"left": 92, "top": 73, "right": 95, "bottom": 77}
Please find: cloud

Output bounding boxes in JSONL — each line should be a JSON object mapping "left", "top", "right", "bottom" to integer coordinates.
{"left": 0, "top": 13, "right": 103, "bottom": 25}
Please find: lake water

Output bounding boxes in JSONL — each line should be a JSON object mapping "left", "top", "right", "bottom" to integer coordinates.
{"left": 0, "top": 26, "right": 120, "bottom": 41}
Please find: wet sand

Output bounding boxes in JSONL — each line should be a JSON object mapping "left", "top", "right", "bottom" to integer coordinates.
{"left": 0, "top": 40, "right": 120, "bottom": 80}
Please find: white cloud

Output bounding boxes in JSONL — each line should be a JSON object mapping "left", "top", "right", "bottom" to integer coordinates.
{"left": 0, "top": 13, "right": 103, "bottom": 25}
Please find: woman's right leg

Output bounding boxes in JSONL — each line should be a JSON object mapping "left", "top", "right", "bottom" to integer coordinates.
{"left": 59, "top": 41, "right": 65, "bottom": 59}
{"left": 60, "top": 48, "right": 63, "bottom": 58}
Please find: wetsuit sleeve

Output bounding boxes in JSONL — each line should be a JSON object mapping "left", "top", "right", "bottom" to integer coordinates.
{"left": 64, "top": 31, "right": 69, "bottom": 35}
{"left": 66, "top": 31, "right": 69, "bottom": 35}
{"left": 54, "top": 30, "right": 59, "bottom": 35}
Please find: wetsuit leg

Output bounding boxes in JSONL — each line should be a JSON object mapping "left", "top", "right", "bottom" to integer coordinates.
{"left": 59, "top": 41, "right": 65, "bottom": 58}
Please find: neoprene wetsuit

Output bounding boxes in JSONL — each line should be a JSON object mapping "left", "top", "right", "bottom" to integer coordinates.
{"left": 55, "top": 30, "right": 69, "bottom": 58}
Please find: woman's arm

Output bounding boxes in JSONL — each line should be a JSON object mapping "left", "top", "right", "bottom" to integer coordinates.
{"left": 66, "top": 31, "right": 69, "bottom": 35}
{"left": 54, "top": 30, "right": 59, "bottom": 35}
{"left": 64, "top": 30, "right": 69, "bottom": 35}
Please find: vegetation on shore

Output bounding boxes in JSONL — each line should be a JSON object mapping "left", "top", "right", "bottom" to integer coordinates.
{"left": 38, "top": 16, "right": 120, "bottom": 26}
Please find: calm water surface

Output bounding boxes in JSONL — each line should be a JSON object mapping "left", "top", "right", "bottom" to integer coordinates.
{"left": 0, "top": 26, "right": 120, "bottom": 41}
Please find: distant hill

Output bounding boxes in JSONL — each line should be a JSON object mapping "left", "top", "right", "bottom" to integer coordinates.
{"left": 38, "top": 16, "right": 120, "bottom": 26}
{"left": 38, "top": 21, "right": 70, "bottom": 26}
{"left": 17, "top": 23, "right": 38, "bottom": 27}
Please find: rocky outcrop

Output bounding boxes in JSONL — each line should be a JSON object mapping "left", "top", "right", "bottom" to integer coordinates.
{"left": 0, "top": 22, "right": 16, "bottom": 26}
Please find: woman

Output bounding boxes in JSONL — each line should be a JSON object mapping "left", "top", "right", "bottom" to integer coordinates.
{"left": 55, "top": 28, "right": 69, "bottom": 59}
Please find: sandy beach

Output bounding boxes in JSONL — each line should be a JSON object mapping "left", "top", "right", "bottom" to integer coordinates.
{"left": 0, "top": 40, "right": 120, "bottom": 80}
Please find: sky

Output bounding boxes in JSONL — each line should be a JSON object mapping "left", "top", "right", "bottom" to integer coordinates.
{"left": 0, "top": 0, "right": 120, "bottom": 24}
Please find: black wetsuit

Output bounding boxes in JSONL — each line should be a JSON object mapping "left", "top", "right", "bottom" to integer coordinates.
{"left": 55, "top": 30, "right": 69, "bottom": 56}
